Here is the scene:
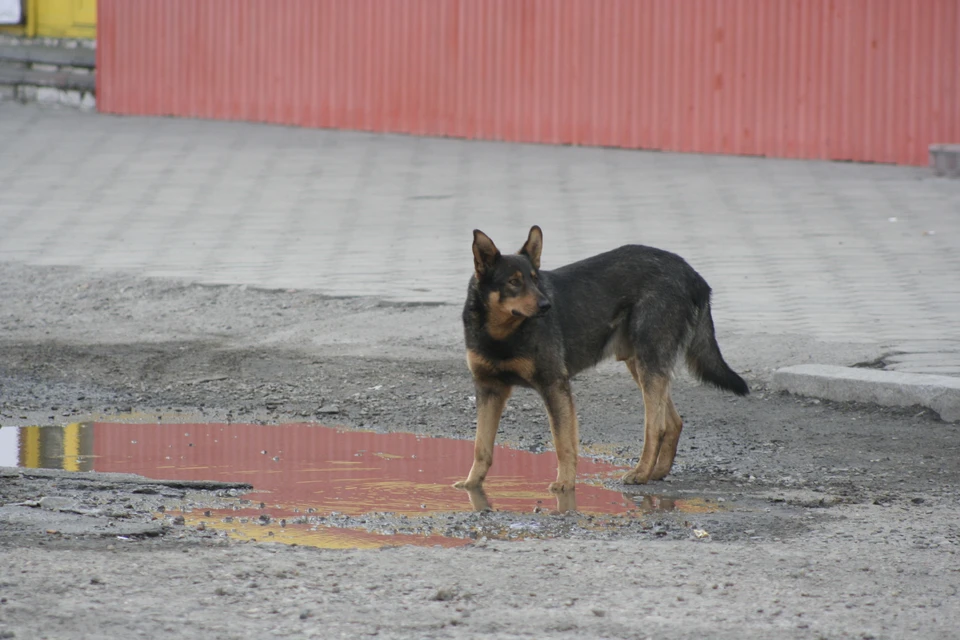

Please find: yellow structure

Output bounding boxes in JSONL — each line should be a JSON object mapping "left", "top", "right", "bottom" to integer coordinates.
{"left": 0, "top": 0, "right": 96, "bottom": 39}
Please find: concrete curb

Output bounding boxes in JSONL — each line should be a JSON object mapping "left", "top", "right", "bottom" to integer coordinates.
{"left": 771, "top": 364, "right": 960, "bottom": 423}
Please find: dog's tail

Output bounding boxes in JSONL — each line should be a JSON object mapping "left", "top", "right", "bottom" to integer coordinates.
{"left": 685, "top": 300, "right": 749, "bottom": 396}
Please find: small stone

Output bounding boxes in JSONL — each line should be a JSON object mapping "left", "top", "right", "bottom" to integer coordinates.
{"left": 431, "top": 587, "right": 458, "bottom": 601}
{"left": 39, "top": 496, "right": 75, "bottom": 511}
{"left": 173, "top": 515, "right": 185, "bottom": 525}
{"left": 299, "top": 610, "right": 312, "bottom": 620}
{"left": 592, "top": 609, "right": 606, "bottom": 617}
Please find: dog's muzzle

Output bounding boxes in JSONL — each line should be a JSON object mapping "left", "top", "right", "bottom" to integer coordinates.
{"left": 534, "top": 298, "right": 552, "bottom": 317}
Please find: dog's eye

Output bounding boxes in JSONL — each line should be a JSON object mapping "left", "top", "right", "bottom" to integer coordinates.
{"left": 509, "top": 278, "right": 522, "bottom": 287}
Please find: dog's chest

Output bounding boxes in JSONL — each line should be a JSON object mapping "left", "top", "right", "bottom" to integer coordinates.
{"left": 466, "top": 348, "right": 537, "bottom": 386}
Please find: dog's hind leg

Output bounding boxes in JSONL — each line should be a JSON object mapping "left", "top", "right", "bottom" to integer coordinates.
{"left": 454, "top": 382, "right": 512, "bottom": 490}
{"left": 622, "top": 359, "right": 670, "bottom": 485}
{"left": 651, "top": 391, "right": 682, "bottom": 480}
{"left": 540, "top": 381, "right": 579, "bottom": 492}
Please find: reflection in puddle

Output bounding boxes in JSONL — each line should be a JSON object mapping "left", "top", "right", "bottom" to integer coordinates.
{"left": 5, "top": 422, "right": 721, "bottom": 548}
{"left": 8, "top": 424, "right": 96, "bottom": 472}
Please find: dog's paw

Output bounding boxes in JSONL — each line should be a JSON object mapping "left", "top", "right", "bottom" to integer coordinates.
{"left": 453, "top": 479, "right": 481, "bottom": 490}
{"left": 621, "top": 470, "right": 650, "bottom": 485}
{"left": 650, "top": 468, "right": 671, "bottom": 481}
{"left": 548, "top": 480, "right": 575, "bottom": 493}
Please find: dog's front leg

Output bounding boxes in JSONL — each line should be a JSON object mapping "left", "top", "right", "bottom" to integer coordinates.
{"left": 453, "top": 382, "right": 512, "bottom": 490}
{"left": 541, "top": 381, "right": 579, "bottom": 492}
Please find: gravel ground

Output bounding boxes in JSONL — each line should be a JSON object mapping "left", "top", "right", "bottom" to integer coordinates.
{"left": 1, "top": 262, "right": 958, "bottom": 639}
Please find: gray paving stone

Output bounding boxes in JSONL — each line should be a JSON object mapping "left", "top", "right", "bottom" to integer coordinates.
{"left": 1, "top": 102, "right": 959, "bottom": 377}
{"left": 772, "top": 364, "right": 960, "bottom": 422}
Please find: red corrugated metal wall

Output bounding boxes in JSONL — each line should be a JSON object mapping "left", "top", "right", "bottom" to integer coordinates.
{"left": 97, "top": 0, "right": 959, "bottom": 165}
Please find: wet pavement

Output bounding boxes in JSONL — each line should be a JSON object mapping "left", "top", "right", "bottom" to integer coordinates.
{"left": 4, "top": 422, "right": 728, "bottom": 549}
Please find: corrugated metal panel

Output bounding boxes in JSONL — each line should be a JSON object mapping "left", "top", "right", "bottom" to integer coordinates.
{"left": 98, "top": 0, "right": 960, "bottom": 165}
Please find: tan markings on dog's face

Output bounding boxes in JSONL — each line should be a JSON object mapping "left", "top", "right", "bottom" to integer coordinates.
{"left": 497, "top": 271, "right": 541, "bottom": 319}
{"left": 484, "top": 291, "right": 526, "bottom": 340}
{"left": 503, "top": 290, "right": 541, "bottom": 317}
{"left": 467, "top": 349, "right": 536, "bottom": 381}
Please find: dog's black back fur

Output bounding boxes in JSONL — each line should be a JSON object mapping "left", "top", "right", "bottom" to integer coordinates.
{"left": 463, "top": 244, "right": 748, "bottom": 395}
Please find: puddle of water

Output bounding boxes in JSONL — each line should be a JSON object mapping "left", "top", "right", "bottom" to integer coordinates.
{"left": 3, "top": 422, "right": 720, "bottom": 548}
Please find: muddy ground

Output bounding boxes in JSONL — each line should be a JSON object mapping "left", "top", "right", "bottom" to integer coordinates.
{"left": 1, "top": 262, "right": 958, "bottom": 639}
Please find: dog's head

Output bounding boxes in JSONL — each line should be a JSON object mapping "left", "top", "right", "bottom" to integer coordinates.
{"left": 472, "top": 226, "right": 551, "bottom": 328}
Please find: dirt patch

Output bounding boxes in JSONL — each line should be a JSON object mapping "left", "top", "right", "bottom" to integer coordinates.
{"left": 1, "top": 263, "right": 958, "bottom": 638}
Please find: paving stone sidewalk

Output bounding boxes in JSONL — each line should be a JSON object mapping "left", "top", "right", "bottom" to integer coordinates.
{"left": 1, "top": 103, "right": 958, "bottom": 374}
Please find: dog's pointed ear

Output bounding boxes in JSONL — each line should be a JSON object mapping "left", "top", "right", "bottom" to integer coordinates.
{"left": 473, "top": 229, "right": 500, "bottom": 279}
{"left": 518, "top": 225, "right": 543, "bottom": 270}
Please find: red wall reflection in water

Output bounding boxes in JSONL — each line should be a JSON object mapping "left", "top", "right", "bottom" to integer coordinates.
{"left": 91, "top": 422, "right": 634, "bottom": 516}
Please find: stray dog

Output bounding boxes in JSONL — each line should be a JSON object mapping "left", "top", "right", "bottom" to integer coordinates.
{"left": 454, "top": 226, "right": 748, "bottom": 493}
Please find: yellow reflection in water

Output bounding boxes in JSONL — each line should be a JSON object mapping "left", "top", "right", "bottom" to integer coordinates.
{"left": 19, "top": 426, "right": 41, "bottom": 469}
{"left": 16, "top": 423, "right": 94, "bottom": 471}
{"left": 62, "top": 423, "right": 81, "bottom": 472}
{"left": 178, "top": 513, "right": 469, "bottom": 550}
